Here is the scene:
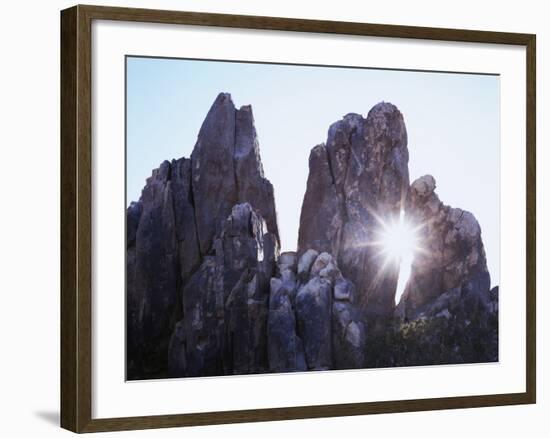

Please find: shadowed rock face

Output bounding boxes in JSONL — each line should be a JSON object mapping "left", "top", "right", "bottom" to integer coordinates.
{"left": 168, "top": 203, "right": 277, "bottom": 377}
{"left": 127, "top": 93, "right": 279, "bottom": 379}
{"left": 298, "top": 103, "right": 409, "bottom": 322}
{"left": 172, "top": 158, "right": 202, "bottom": 284}
{"left": 296, "top": 104, "right": 496, "bottom": 367}
{"left": 376, "top": 174, "right": 499, "bottom": 368}
{"left": 396, "top": 175, "right": 490, "bottom": 320}
{"left": 126, "top": 162, "right": 180, "bottom": 379}
{"left": 267, "top": 250, "right": 366, "bottom": 372}
{"left": 234, "top": 105, "right": 279, "bottom": 247}
{"left": 128, "top": 96, "right": 498, "bottom": 379}
{"left": 191, "top": 93, "right": 238, "bottom": 256}
{"left": 191, "top": 93, "right": 279, "bottom": 257}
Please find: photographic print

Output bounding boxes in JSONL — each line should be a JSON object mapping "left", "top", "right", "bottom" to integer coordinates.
{"left": 125, "top": 57, "right": 500, "bottom": 381}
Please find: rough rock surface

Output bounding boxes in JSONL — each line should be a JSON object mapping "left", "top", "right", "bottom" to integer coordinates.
{"left": 267, "top": 251, "right": 366, "bottom": 372}
{"left": 234, "top": 105, "right": 279, "bottom": 246}
{"left": 128, "top": 97, "right": 499, "bottom": 379}
{"left": 298, "top": 104, "right": 409, "bottom": 321}
{"left": 126, "top": 162, "right": 180, "bottom": 379}
{"left": 396, "top": 175, "right": 490, "bottom": 320}
{"left": 168, "top": 203, "right": 277, "bottom": 377}
{"left": 172, "top": 158, "right": 201, "bottom": 283}
{"left": 191, "top": 93, "right": 279, "bottom": 256}
{"left": 383, "top": 269, "right": 498, "bottom": 366}
{"left": 267, "top": 272, "right": 307, "bottom": 373}
{"left": 376, "top": 175, "right": 499, "bottom": 367}
{"left": 127, "top": 93, "right": 279, "bottom": 379}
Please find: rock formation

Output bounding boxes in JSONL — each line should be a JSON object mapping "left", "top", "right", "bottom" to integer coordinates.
{"left": 191, "top": 93, "right": 279, "bottom": 257}
{"left": 267, "top": 250, "right": 366, "bottom": 372}
{"left": 297, "top": 105, "right": 497, "bottom": 367}
{"left": 396, "top": 175, "right": 490, "bottom": 320}
{"left": 126, "top": 162, "right": 180, "bottom": 379}
{"left": 267, "top": 252, "right": 308, "bottom": 373}
{"left": 298, "top": 104, "right": 409, "bottom": 322}
{"left": 127, "top": 93, "right": 279, "bottom": 379}
{"left": 388, "top": 175, "right": 498, "bottom": 366}
{"left": 127, "top": 95, "right": 498, "bottom": 380}
{"left": 168, "top": 203, "right": 277, "bottom": 377}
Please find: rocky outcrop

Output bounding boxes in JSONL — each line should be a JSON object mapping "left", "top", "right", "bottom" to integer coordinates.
{"left": 234, "top": 105, "right": 279, "bottom": 246}
{"left": 172, "top": 158, "right": 202, "bottom": 283}
{"left": 168, "top": 203, "right": 277, "bottom": 377}
{"left": 126, "top": 162, "right": 180, "bottom": 379}
{"left": 267, "top": 252, "right": 305, "bottom": 372}
{"left": 383, "top": 175, "right": 498, "bottom": 366}
{"left": 296, "top": 104, "right": 497, "bottom": 367}
{"left": 191, "top": 93, "right": 279, "bottom": 257}
{"left": 127, "top": 93, "right": 279, "bottom": 379}
{"left": 267, "top": 250, "right": 366, "bottom": 372}
{"left": 298, "top": 104, "right": 409, "bottom": 321}
{"left": 396, "top": 175, "right": 490, "bottom": 320}
{"left": 385, "top": 269, "right": 498, "bottom": 366}
{"left": 128, "top": 97, "right": 499, "bottom": 379}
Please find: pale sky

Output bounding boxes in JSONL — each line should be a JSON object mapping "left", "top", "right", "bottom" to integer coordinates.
{"left": 126, "top": 56, "right": 500, "bottom": 288}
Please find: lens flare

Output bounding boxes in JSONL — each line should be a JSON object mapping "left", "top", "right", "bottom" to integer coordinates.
{"left": 378, "top": 211, "right": 420, "bottom": 263}
{"left": 372, "top": 210, "right": 425, "bottom": 303}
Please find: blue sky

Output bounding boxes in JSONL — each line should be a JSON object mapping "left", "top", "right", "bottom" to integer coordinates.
{"left": 126, "top": 57, "right": 500, "bottom": 288}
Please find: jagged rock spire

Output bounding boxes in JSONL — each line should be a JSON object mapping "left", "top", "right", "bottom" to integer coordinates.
{"left": 128, "top": 95, "right": 498, "bottom": 379}
{"left": 127, "top": 93, "right": 279, "bottom": 379}
{"left": 191, "top": 93, "right": 279, "bottom": 256}
{"left": 396, "top": 175, "right": 490, "bottom": 320}
{"left": 298, "top": 102, "right": 410, "bottom": 321}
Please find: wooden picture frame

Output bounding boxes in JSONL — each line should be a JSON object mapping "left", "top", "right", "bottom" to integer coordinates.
{"left": 61, "top": 4, "right": 536, "bottom": 433}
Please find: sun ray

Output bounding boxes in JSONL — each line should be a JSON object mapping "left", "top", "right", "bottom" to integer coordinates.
{"left": 342, "top": 202, "right": 427, "bottom": 305}
{"left": 357, "top": 209, "right": 426, "bottom": 304}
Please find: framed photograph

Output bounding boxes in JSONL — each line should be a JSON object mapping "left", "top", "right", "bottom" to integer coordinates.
{"left": 60, "top": 4, "right": 536, "bottom": 433}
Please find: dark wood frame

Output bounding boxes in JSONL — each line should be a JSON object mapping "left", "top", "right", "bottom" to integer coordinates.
{"left": 61, "top": 4, "right": 536, "bottom": 433}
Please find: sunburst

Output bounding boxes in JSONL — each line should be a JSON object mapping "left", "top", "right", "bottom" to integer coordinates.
{"left": 373, "top": 211, "right": 423, "bottom": 263}
{"left": 369, "top": 210, "right": 426, "bottom": 303}
{"left": 345, "top": 205, "right": 427, "bottom": 303}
